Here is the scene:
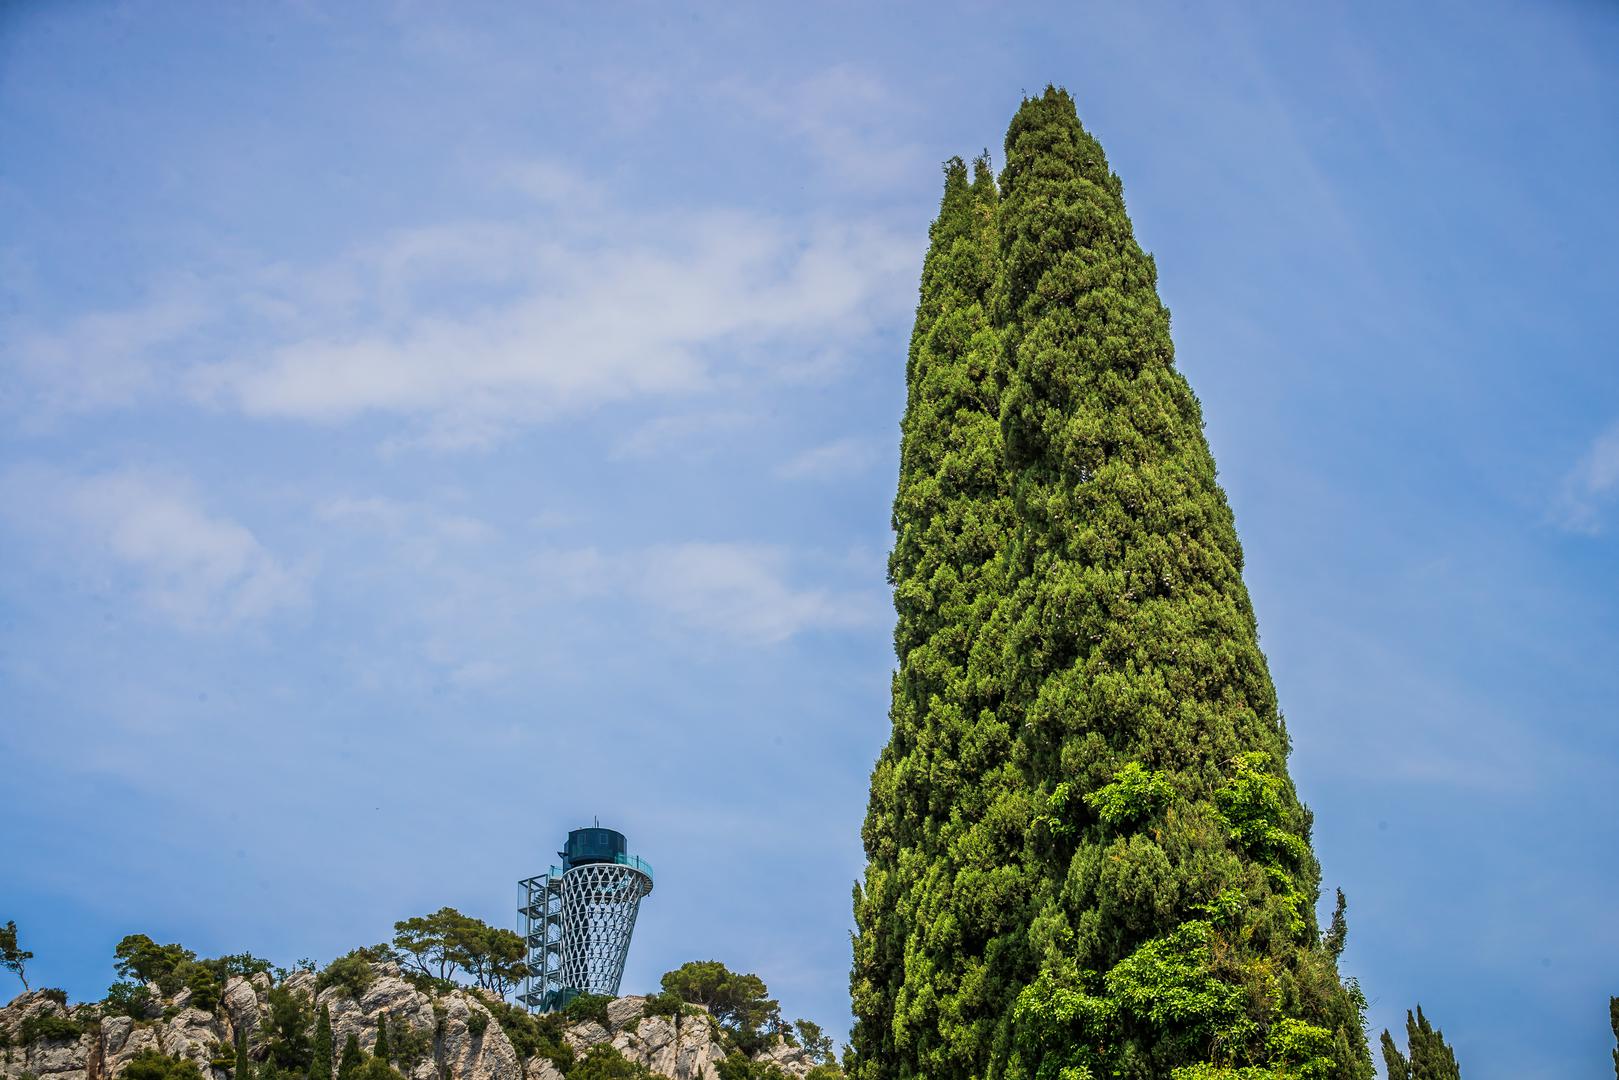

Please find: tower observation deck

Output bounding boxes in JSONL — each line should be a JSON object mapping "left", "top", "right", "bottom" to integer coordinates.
{"left": 518, "top": 826, "right": 654, "bottom": 1012}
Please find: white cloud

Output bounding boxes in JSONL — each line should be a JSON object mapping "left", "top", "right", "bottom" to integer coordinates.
{"left": 3, "top": 294, "right": 207, "bottom": 418}
{"left": 10, "top": 186, "right": 914, "bottom": 451}
{"left": 611, "top": 410, "right": 756, "bottom": 460}
{"left": 1, "top": 466, "right": 307, "bottom": 628}
{"left": 634, "top": 542, "right": 878, "bottom": 643}
{"left": 730, "top": 66, "right": 926, "bottom": 193}
{"left": 1553, "top": 422, "right": 1619, "bottom": 533}
{"left": 775, "top": 435, "right": 880, "bottom": 480}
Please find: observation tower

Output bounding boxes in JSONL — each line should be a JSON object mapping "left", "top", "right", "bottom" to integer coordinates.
{"left": 518, "top": 825, "right": 654, "bottom": 1011}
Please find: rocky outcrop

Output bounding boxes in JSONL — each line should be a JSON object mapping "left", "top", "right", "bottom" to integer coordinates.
{"left": 0, "top": 966, "right": 829, "bottom": 1080}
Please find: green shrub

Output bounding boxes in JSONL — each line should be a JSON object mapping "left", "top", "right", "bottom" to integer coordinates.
{"left": 122, "top": 1052, "right": 205, "bottom": 1080}
{"left": 19, "top": 1013, "right": 83, "bottom": 1043}
{"left": 641, "top": 990, "right": 687, "bottom": 1020}
{"left": 387, "top": 1016, "right": 431, "bottom": 1070}
{"left": 181, "top": 962, "right": 222, "bottom": 1013}
{"left": 715, "top": 1054, "right": 789, "bottom": 1080}
{"left": 465, "top": 1011, "right": 489, "bottom": 1038}
{"left": 107, "top": 984, "right": 150, "bottom": 1021}
{"left": 479, "top": 997, "right": 572, "bottom": 1070}
{"left": 114, "top": 935, "right": 194, "bottom": 998}
{"left": 560, "top": 993, "right": 613, "bottom": 1028}
{"left": 38, "top": 989, "right": 67, "bottom": 1006}
{"left": 314, "top": 953, "right": 375, "bottom": 999}
{"left": 567, "top": 1045, "right": 656, "bottom": 1080}
{"left": 804, "top": 1067, "right": 844, "bottom": 1080}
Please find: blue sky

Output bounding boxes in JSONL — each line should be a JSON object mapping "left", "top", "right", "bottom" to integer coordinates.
{"left": 2, "top": 2, "right": 1617, "bottom": 1076}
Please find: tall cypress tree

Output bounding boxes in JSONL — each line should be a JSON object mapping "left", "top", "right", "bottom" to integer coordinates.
{"left": 235, "top": 1025, "right": 253, "bottom": 1080}
{"left": 853, "top": 87, "right": 1371, "bottom": 1080}
{"left": 337, "top": 1034, "right": 363, "bottom": 1080}
{"left": 373, "top": 1013, "right": 389, "bottom": 1064}
{"left": 851, "top": 152, "right": 1018, "bottom": 1080}
{"left": 309, "top": 1004, "right": 334, "bottom": 1080}
{"left": 993, "top": 85, "right": 1369, "bottom": 1079}
{"left": 1381, "top": 1006, "right": 1461, "bottom": 1080}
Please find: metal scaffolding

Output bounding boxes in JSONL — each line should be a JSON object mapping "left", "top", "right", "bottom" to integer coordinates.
{"left": 519, "top": 827, "right": 653, "bottom": 1011}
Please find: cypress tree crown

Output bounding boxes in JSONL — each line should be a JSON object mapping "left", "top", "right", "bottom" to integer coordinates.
{"left": 853, "top": 87, "right": 1373, "bottom": 1080}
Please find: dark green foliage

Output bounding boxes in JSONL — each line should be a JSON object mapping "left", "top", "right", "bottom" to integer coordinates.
{"left": 372, "top": 1011, "right": 389, "bottom": 1063}
{"left": 480, "top": 998, "right": 573, "bottom": 1071}
{"left": 1, "top": 920, "right": 32, "bottom": 991}
{"left": 1380, "top": 1006, "right": 1461, "bottom": 1080}
{"left": 466, "top": 1011, "right": 489, "bottom": 1038}
{"left": 660, "top": 962, "right": 783, "bottom": 1054}
{"left": 315, "top": 953, "right": 376, "bottom": 999}
{"left": 851, "top": 150, "right": 1012, "bottom": 1080}
{"left": 805, "top": 1068, "right": 845, "bottom": 1080}
{"left": 794, "top": 1019, "right": 835, "bottom": 1065}
{"left": 123, "top": 1051, "right": 204, "bottom": 1080}
{"left": 392, "top": 909, "right": 527, "bottom": 993}
{"left": 561, "top": 993, "right": 614, "bottom": 1028}
{"left": 38, "top": 988, "right": 67, "bottom": 1006}
{"left": 1610, "top": 995, "right": 1618, "bottom": 1080}
{"left": 234, "top": 1025, "right": 253, "bottom": 1080}
{"left": 310, "top": 1005, "right": 334, "bottom": 1080}
{"left": 182, "top": 962, "right": 223, "bottom": 1013}
{"left": 384, "top": 1016, "right": 429, "bottom": 1072}
{"left": 336, "top": 1034, "right": 363, "bottom": 1080}
{"left": 852, "top": 88, "right": 1371, "bottom": 1080}
{"left": 19, "top": 1012, "right": 82, "bottom": 1043}
{"left": 213, "top": 953, "right": 275, "bottom": 979}
{"left": 642, "top": 990, "right": 688, "bottom": 1020}
{"left": 352, "top": 1058, "right": 404, "bottom": 1080}
{"left": 567, "top": 1045, "right": 657, "bottom": 1080}
{"left": 262, "top": 985, "right": 314, "bottom": 1074}
{"left": 114, "top": 935, "right": 195, "bottom": 998}
{"left": 715, "top": 1054, "right": 789, "bottom": 1080}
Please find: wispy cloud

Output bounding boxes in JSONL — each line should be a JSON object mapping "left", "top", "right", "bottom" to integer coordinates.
{"left": 8, "top": 178, "right": 914, "bottom": 451}
{"left": 727, "top": 65, "right": 926, "bottom": 193}
{"left": 775, "top": 435, "right": 880, "bottom": 480}
{"left": 634, "top": 542, "right": 879, "bottom": 643}
{"left": 1552, "top": 422, "right": 1619, "bottom": 534}
{"left": 1, "top": 466, "right": 307, "bottom": 628}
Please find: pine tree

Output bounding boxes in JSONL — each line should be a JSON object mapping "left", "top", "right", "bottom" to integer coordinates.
{"left": 1381, "top": 1006, "right": 1461, "bottom": 1080}
{"left": 337, "top": 1034, "right": 363, "bottom": 1080}
{"left": 850, "top": 152, "right": 1016, "bottom": 1080}
{"left": 309, "top": 1005, "right": 333, "bottom": 1080}
{"left": 851, "top": 86, "right": 1372, "bottom": 1080}
{"left": 372, "top": 1013, "right": 389, "bottom": 1064}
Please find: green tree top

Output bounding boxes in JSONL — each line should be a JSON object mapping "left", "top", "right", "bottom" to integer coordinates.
{"left": 1381, "top": 1005, "right": 1462, "bottom": 1080}
{"left": 660, "top": 961, "right": 783, "bottom": 1050}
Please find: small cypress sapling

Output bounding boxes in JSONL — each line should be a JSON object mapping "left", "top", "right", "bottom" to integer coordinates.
{"left": 309, "top": 1005, "right": 333, "bottom": 1080}
{"left": 373, "top": 1012, "right": 389, "bottom": 1063}
{"left": 234, "top": 1026, "right": 251, "bottom": 1080}
{"left": 337, "top": 1034, "right": 363, "bottom": 1080}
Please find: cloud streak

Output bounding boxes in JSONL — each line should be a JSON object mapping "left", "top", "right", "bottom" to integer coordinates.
{"left": 9, "top": 183, "right": 915, "bottom": 451}
{"left": 1, "top": 466, "right": 307, "bottom": 628}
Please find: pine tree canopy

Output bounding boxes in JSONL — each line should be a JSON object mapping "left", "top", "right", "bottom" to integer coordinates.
{"left": 852, "top": 87, "right": 1372, "bottom": 1080}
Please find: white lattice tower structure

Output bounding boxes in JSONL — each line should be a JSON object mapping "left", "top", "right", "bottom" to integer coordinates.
{"left": 519, "top": 826, "right": 653, "bottom": 1011}
{"left": 557, "top": 861, "right": 653, "bottom": 995}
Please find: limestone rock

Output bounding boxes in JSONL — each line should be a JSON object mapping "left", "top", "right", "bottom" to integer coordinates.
{"left": 2, "top": 962, "right": 837, "bottom": 1080}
